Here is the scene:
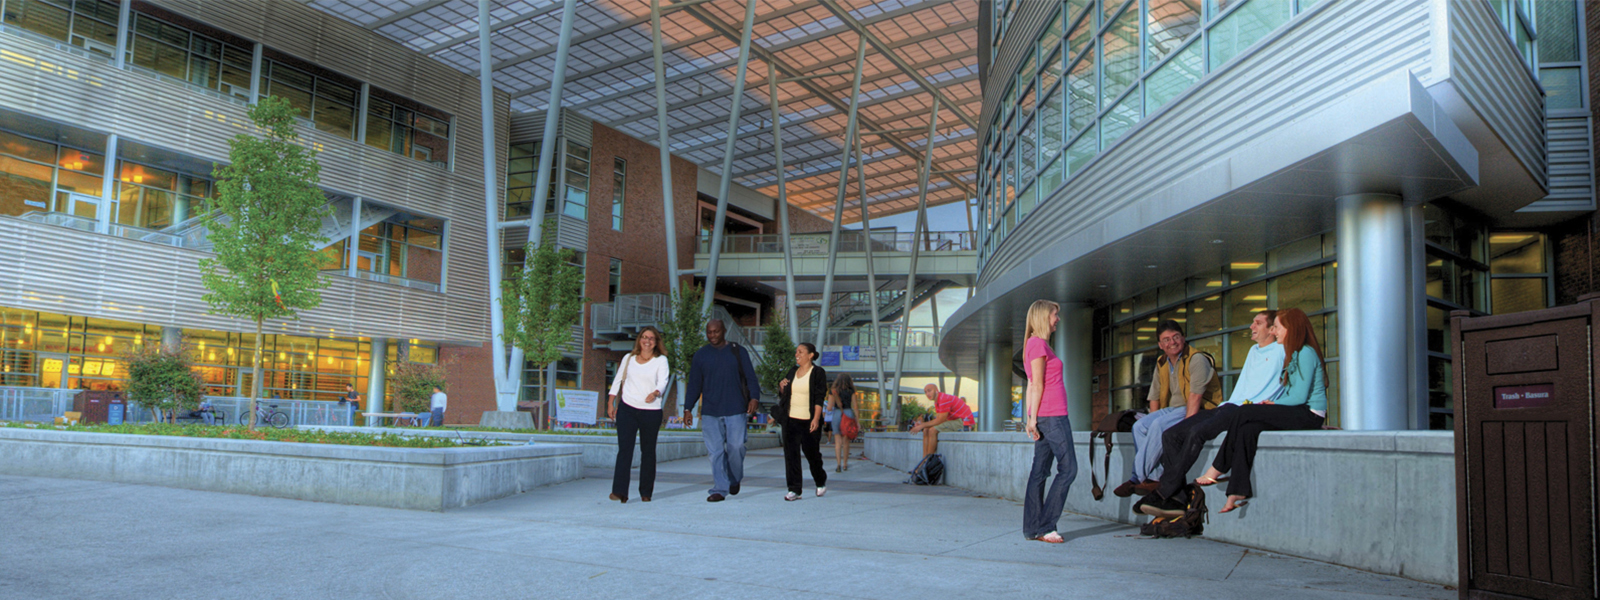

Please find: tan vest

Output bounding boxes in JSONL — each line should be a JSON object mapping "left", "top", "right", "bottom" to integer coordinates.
{"left": 1154, "top": 347, "right": 1223, "bottom": 410}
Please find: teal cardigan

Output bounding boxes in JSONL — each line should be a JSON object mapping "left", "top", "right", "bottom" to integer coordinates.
{"left": 1273, "top": 346, "right": 1328, "bottom": 413}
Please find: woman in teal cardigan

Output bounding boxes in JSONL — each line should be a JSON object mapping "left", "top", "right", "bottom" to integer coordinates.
{"left": 1207, "top": 307, "right": 1327, "bottom": 513}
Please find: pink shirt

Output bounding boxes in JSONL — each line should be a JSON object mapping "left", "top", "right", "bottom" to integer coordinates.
{"left": 934, "top": 393, "right": 975, "bottom": 427}
{"left": 1025, "top": 337, "right": 1068, "bottom": 417}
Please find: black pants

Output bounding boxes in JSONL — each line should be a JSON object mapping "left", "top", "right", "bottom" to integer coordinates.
{"left": 782, "top": 415, "right": 827, "bottom": 494}
{"left": 1154, "top": 404, "right": 1240, "bottom": 499}
{"left": 613, "top": 402, "right": 663, "bottom": 499}
{"left": 1212, "top": 404, "right": 1324, "bottom": 498}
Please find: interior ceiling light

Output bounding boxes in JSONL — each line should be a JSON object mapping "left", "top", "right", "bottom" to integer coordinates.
{"left": 1231, "top": 262, "right": 1262, "bottom": 269}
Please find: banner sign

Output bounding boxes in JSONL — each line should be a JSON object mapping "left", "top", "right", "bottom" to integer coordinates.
{"left": 791, "top": 235, "right": 830, "bottom": 256}
{"left": 554, "top": 388, "right": 600, "bottom": 425}
{"left": 819, "top": 349, "right": 841, "bottom": 366}
{"left": 842, "top": 346, "right": 859, "bottom": 361}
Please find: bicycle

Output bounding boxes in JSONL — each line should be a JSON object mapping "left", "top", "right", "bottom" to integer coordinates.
{"left": 242, "top": 401, "right": 290, "bottom": 429}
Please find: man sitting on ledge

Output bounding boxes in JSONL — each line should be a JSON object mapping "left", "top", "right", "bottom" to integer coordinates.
{"left": 1114, "top": 320, "right": 1221, "bottom": 497}
{"left": 909, "top": 384, "right": 975, "bottom": 457}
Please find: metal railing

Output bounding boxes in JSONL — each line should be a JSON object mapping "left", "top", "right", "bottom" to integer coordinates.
{"left": 748, "top": 325, "right": 939, "bottom": 348}
{"left": 699, "top": 230, "right": 975, "bottom": 254}
{"left": 0, "top": 387, "right": 355, "bottom": 427}
{"left": 19, "top": 211, "right": 189, "bottom": 248}
{"left": 351, "top": 270, "right": 441, "bottom": 292}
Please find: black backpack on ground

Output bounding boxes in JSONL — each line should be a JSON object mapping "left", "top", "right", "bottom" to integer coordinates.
{"left": 1139, "top": 484, "right": 1208, "bottom": 538}
{"left": 908, "top": 453, "right": 944, "bottom": 485}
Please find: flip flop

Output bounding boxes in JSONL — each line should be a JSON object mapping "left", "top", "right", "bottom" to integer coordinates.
{"left": 1035, "top": 531, "right": 1065, "bottom": 544}
{"left": 1219, "top": 498, "right": 1250, "bottom": 513}
{"left": 1195, "top": 476, "right": 1230, "bottom": 486}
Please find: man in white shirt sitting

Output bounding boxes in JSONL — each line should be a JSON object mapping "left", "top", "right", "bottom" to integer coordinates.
{"left": 1144, "top": 310, "right": 1284, "bottom": 504}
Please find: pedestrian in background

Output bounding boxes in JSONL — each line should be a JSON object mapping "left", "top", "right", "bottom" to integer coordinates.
{"left": 607, "top": 326, "right": 670, "bottom": 504}
{"left": 429, "top": 385, "right": 447, "bottom": 426}
{"left": 777, "top": 342, "right": 828, "bottom": 501}
{"left": 827, "top": 373, "right": 857, "bottom": 472}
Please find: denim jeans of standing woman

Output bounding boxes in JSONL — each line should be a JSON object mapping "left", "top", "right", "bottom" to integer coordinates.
{"left": 1023, "top": 415, "right": 1078, "bottom": 540}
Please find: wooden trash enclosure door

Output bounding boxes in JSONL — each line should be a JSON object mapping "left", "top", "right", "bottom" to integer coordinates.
{"left": 1455, "top": 309, "right": 1597, "bottom": 600}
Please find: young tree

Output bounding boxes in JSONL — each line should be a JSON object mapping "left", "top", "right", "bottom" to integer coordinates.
{"left": 501, "top": 240, "right": 585, "bottom": 428}
{"left": 200, "top": 96, "right": 331, "bottom": 428}
{"left": 755, "top": 313, "right": 795, "bottom": 396}
{"left": 657, "top": 284, "right": 706, "bottom": 415}
{"left": 389, "top": 360, "right": 451, "bottom": 415}
{"left": 121, "top": 343, "right": 205, "bottom": 423}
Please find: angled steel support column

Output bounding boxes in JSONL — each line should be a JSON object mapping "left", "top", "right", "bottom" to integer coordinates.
{"left": 700, "top": 0, "right": 760, "bottom": 314}
{"left": 651, "top": 0, "right": 681, "bottom": 296}
{"left": 525, "top": 0, "right": 580, "bottom": 245}
{"left": 97, "top": 134, "right": 117, "bottom": 234}
{"left": 249, "top": 43, "right": 263, "bottom": 105}
{"left": 888, "top": 96, "right": 940, "bottom": 424}
{"left": 113, "top": 0, "right": 130, "bottom": 69}
{"left": 769, "top": 61, "right": 800, "bottom": 338}
{"left": 855, "top": 136, "right": 887, "bottom": 422}
{"left": 814, "top": 36, "right": 869, "bottom": 345}
{"left": 347, "top": 196, "right": 362, "bottom": 278}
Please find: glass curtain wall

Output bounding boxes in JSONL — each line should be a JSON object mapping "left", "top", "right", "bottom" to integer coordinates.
{"left": 1422, "top": 205, "right": 1488, "bottom": 430}
{"left": 1099, "top": 234, "right": 1341, "bottom": 425}
{"left": 113, "top": 160, "right": 211, "bottom": 230}
{"left": 0, "top": 0, "right": 119, "bottom": 57}
{"left": 129, "top": 10, "right": 253, "bottom": 101}
{"left": 0, "top": 306, "right": 437, "bottom": 403}
{"left": 354, "top": 217, "right": 445, "bottom": 287}
{"left": 364, "top": 88, "right": 451, "bottom": 168}
{"left": 259, "top": 54, "right": 360, "bottom": 139}
{"left": 504, "top": 140, "right": 590, "bottom": 220}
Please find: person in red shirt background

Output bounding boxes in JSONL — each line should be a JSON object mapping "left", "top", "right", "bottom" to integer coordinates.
{"left": 909, "top": 383, "right": 975, "bottom": 458}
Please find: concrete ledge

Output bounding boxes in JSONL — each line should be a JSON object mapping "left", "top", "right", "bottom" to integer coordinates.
{"left": 301, "top": 426, "right": 781, "bottom": 468}
{"left": 863, "top": 429, "right": 1456, "bottom": 586}
{"left": 0, "top": 427, "right": 584, "bottom": 511}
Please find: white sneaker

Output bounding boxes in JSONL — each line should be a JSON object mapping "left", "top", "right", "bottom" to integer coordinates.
{"left": 784, "top": 491, "right": 800, "bottom": 501}
{"left": 816, "top": 486, "right": 827, "bottom": 497}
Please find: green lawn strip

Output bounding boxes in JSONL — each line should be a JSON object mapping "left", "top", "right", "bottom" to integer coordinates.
{"left": 1, "top": 422, "right": 464, "bottom": 448}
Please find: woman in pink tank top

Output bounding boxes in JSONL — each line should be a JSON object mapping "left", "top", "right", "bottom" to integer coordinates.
{"left": 1021, "top": 299, "right": 1078, "bottom": 544}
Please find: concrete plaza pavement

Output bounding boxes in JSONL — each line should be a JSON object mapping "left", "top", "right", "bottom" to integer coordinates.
{"left": 1, "top": 443, "right": 1451, "bottom": 599}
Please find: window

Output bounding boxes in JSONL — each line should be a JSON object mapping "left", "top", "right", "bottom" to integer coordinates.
{"left": 129, "top": 11, "right": 252, "bottom": 101}
{"left": 608, "top": 258, "right": 621, "bottom": 301}
{"left": 1488, "top": 232, "right": 1551, "bottom": 315}
{"left": 258, "top": 57, "right": 359, "bottom": 140}
{"left": 365, "top": 88, "right": 451, "bottom": 168}
{"left": 353, "top": 216, "right": 445, "bottom": 287}
{"left": 0, "top": 129, "right": 105, "bottom": 219}
{"left": 113, "top": 161, "right": 211, "bottom": 230}
{"left": 561, "top": 142, "right": 590, "bottom": 220}
{"left": 611, "top": 158, "right": 625, "bottom": 230}
{"left": 523, "top": 356, "right": 581, "bottom": 414}
{"left": 2, "top": 0, "right": 119, "bottom": 57}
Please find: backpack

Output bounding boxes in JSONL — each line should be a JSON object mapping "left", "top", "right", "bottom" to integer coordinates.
{"left": 908, "top": 453, "right": 944, "bottom": 485}
{"left": 1139, "top": 485, "right": 1208, "bottom": 538}
{"left": 840, "top": 413, "right": 860, "bottom": 440}
{"left": 1088, "top": 409, "right": 1143, "bottom": 500}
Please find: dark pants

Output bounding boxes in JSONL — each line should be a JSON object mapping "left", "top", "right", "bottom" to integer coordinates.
{"left": 1154, "top": 404, "right": 1240, "bottom": 499}
{"left": 429, "top": 407, "right": 443, "bottom": 426}
{"left": 782, "top": 415, "right": 827, "bottom": 493}
{"left": 613, "top": 402, "right": 663, "bottom": 499}
{"left": 1212, "top": 404, "right": 1324, "bottom": 498}
{"left": 1023, "top": 415, "right": 1077, "bottom": 538}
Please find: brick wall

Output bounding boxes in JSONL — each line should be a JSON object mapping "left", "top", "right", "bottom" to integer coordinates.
{"left": 440, "top": 342, "right": 494, "bottom": 425}
{"left": 1550, "top": 8, "right": 1600, "bottom": 306}
{"left": 784, "top": 202, "right": 835, "bottom": 234}
{"left": 580, "top": 123, "right": 703, "bottom": 416}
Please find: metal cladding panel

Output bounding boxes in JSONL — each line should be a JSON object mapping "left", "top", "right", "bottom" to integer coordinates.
{"left": 557, "top": 215, "right": 587, "bottom": 253}
{"left": 510, "top": 113, "right": 544, "bottom": 143}
{"left": 1522, "top": 114, "right": 1596, "bottom": 212}
{"left": 1448, "top": 0, "right": 1547, "bottom": 188}
{"left": 0, "top": 217, "right": 476, "bottom": 342}
{"left": 978, "top": 0, "right": 1059, "bottom": 134}
{"left": 979, "top": 0, "right": 1435, "bottom": 287}
{"left": 562, "top": 109, "right": 593, "bottom": 147}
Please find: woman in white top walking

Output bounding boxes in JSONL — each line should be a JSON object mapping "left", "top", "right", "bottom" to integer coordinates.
{"left": 607, "top": 326, "right": 670, "bottom": 503}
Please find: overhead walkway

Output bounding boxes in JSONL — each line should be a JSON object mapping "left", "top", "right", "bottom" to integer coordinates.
{"left": 693, "top": 231, "right": 978, "bottom": 282}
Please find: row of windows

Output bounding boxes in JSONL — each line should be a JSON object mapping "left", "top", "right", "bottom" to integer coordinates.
{"left": 0, "top": 0, "right": 454, "bottom": 168}
{"left": 0, "top": 307, "right": 438, "bottom": 403}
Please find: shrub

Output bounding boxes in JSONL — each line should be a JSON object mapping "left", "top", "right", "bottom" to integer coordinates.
{"left": 121, "top": 343, "right": 205, "bottom": 423}
{"left": 390, "top": 360, "right": 450, "bottom": 414}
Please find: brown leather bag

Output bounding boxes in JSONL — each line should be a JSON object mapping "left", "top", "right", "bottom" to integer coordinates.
{"left": 1088, "top": 409, "right": 1143, "bottom": 500}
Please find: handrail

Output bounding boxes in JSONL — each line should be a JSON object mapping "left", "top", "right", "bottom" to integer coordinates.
{"left": 698, "top": 230, "right": 975, "bottom": 254}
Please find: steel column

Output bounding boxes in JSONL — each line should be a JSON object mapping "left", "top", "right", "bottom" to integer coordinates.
{"left": 651, "top": 0, "right": 687, "bottom": 419}
{"left": 97, "top": 134, "right": 117, "bottom": 234}
{"left": 855, "top": 136, "right": 888, "bottom": 422}
{"left": 478, "top": 0, "right": 507, "bottom": 410}
{"left": 980, "top": 340, "right": 1011, "bottom": 432}
{"left": 1058, "top": 302, "right": 1093, "bottom": 421}
{"left": 525, "top": 0, "right": 580, "bottom": 245}
{"left": 347, "top": 196, "right": 362, "bottom": 278}
{"left": 768, "top": 61, "right": 800, "bottom": 338}
{"left": 113, "top": 0, "right": 130, "bottom": 69}
{"left": 887, "top": 96, "right": 941, "bottom": 424}
{"left": 813, "top": 36, "right": 870, "bottom": 345}
{"left": 1335, "top": 193, "right": 1410, "bottom": 430}
{"left": 699, "top": 0, "right": 761, "bottom": 314}
{"left": 365, "top": 338, "right": 387, "bottom": 426}
{"left": 249, "top": 43, "right": 263, "bottom": 105}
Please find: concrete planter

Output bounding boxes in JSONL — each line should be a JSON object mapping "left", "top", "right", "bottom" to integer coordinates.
{"left": 0, "top": 427, "right": 583, "bottom": 511}
{"left": 864, "top": 430, "right": 1456, "bottom": 586}
{"left": 302, "top": 425, "right": 781, "bottom": 468}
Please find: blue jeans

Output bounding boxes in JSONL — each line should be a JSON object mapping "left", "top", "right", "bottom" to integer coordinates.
{"left": 701, "top": 413, "right": 748, "bottom": 496}
{"left": 1024, "top": 415, "right": 1077, "bottom": 538}
{"left": 429, "top": 407, "right": 444, "bottom": 426}
{"left": 1130, "top": 406, "right": 1186, "bottom": 482}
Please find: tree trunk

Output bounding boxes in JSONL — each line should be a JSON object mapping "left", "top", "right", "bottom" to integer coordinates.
{"left": 249, "top": 317, "right": 264, "bottom": 429}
